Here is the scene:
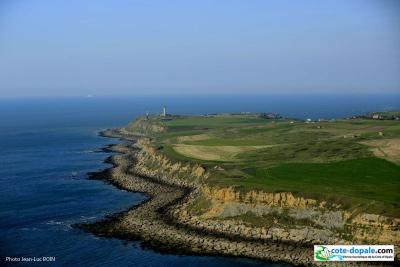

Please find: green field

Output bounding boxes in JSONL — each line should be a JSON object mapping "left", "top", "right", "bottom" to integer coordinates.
{"left": 128, "top": 114, "right": 400, "bottom": 216}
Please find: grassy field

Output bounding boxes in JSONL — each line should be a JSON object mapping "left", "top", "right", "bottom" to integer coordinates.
{"left": 130, "top": 114, "right": 400, "bottom": 216}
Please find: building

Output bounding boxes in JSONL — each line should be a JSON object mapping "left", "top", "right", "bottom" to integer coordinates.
{"left": 161, "top": 106, "right": 167, "bottom": 117}
{"left": 372, "top": 114, "right": 381, "bottom": 120}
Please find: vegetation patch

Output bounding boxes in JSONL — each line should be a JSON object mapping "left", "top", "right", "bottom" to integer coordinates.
{"left": 188, "top": 196, "right": 212, "bottom": 216}
{"left": 222, "top": 210, "right": 319, "bottom": 230}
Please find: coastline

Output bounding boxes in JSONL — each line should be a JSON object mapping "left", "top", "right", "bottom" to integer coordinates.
{"left": 76, "top": 129, "right": 391, "bottom": 267}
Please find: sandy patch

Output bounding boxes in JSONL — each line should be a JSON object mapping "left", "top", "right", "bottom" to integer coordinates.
{"left": 360, "top": 138, "right": 400, "bottom": 164}
{"left": 173, "top": 144, "right": 275, "bottom": 161}
{"left": 177, "top": 134, "right": 211, "bottom": 142}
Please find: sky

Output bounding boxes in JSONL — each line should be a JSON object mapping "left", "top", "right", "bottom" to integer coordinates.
{"left": 0, "top": 0, "right": 399, "bottom": 97}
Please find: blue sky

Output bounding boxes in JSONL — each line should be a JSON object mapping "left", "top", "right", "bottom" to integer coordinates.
{"left": 0, "top": 0, "right": 399, "bottom": 97}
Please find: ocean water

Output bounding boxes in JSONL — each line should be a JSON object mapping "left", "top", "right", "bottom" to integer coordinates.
{"left": 1, "top": 95, "right": 399, "bottom": 267}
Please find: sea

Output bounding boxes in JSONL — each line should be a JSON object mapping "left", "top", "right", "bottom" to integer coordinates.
{"left": 1, "top": 95, "right": 399, "bottom": 267}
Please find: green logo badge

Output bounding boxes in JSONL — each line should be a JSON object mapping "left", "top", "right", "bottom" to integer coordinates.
{"left": 315, "top": 246, "right": 335, "bottom": 261}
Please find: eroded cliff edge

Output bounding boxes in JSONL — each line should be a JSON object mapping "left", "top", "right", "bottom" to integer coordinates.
{"left": 134, "top": 133, "right": 399, "bottom": 247}
{"left": 77, "top": 127, "right": 398, "bottom": 266}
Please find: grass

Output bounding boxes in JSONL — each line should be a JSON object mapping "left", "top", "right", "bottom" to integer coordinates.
{"left": 161, "top": 115, "right": 266, "bottom": 127}
{"left": 261, "top": 158, "right": 400, "bottom": 202}
{"left": 187, "top": 196, "right": 212, "bottom": 216}
{"left": 221, "top": 210, "right": 319, "bottom": 229}
{"left": 240, "top": 157, "right": 400, "bottom": 216}
{"left": 128, "top": 114, "right": 400, "bottom": 217}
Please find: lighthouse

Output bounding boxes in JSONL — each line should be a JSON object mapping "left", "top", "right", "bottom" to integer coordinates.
{"left": 162, "top": 106, "right": 166, "bottom": 117}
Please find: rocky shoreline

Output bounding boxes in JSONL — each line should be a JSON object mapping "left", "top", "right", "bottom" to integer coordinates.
{"left": 76, "top": 129, "right": 393, "bottom": 267}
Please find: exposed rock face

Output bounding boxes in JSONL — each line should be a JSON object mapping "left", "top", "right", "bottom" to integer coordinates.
{"left": 202, "top": 186, "right": 317, "bottom": 208}
{"left": 197, "top": 186, "right": 400, "bottom": 247}
{"left": 134, "top": 139, "right": 209, "bottom": 187}
{"left": 349, "top": 213, "right": 400, "bottom": 244}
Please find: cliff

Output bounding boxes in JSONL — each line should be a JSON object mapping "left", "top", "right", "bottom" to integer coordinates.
{"left": 84, "top": 128, "right": 399, "bottom": 265}
{"left": 134, "top": 138, "right": 208, "bottom": 187}
{"left": 131, "top": 136, "right": 399, "bottom": 248}
{"left": 196, "top": 186, "right": 400, "bottom": 245}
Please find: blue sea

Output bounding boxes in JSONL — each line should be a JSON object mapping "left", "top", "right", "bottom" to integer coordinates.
{"left": 1, "top": 95, "right": 399, "bottom": 267}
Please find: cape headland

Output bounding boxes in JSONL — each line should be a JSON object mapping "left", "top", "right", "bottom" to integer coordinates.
{"left": 77, "top": 112, "right": 400, "bottom": 266}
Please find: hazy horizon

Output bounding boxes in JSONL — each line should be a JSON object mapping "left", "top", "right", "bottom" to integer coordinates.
{"left": 1, "top": 92, "right": 400, "bottom": 100}
{"left": 1, "top": 0, "right": 399, "bottom": 97}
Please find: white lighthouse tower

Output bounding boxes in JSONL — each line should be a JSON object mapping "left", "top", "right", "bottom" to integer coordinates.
{"left": 162, "top": 106, "right": 167, "bottom": 117}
